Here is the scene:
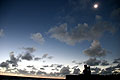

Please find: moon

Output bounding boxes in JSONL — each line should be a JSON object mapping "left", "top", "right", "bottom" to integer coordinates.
{"left": 94, "top": 4, "right": 98, "bottom": 9}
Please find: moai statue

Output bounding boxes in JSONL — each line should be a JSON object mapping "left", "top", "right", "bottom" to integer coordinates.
{"left": 83, "top": 65, "right": 91, "bottom": 75}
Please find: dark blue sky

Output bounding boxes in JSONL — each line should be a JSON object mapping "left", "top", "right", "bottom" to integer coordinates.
{"left": 0, "top": 0, "right": 120, "bottom": 77}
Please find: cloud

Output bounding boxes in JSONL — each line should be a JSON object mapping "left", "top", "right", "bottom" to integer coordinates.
{"left": 111, "top": 8, "right": 120, "bottom": 21}
{"left": 72, "top": 60, "right": 82, "bottom": 65}
{"left": 72, "top": 66, "right": 78, "bottom": 69}
{"left": 21, "top": 47, "right": 36, "bottom": 61}
{"left": 40, "top": 68, "right": 45, "bottom": 70}
{"left": 96, "top": 15, "right": 102, "bottom": 20}
{"left": 57, "top": 64, "right": 63, "bottom": 68}
{"left": 48, "top": 56, "right": 53, "bottom": 59}
{"left": 21, "top": 53, "right": 33, "bottom": 61}
{"left": 50, "top": 64, "right": 63, "bottom": 69}
{"left": 113, "top": 58, "right": 120, "bottom": 63}
{"left": 7, "top": 52, "right": 20, "bottom": 67}
{"left": 43, "top": 65, "right": 49, "bottom": 67}
{"left": 27, "top": 65, "right": 34, "bottom": 68}
{"left": 0, "top": 52, "right": 21, "bottom": 68}
{"left": 42, "top": 54, "right": 48, "bottom": 59}
{"left": 60, "top": 66, "right": 71, "bottom": 76}
{"left": 48, "top": 22, "right": 115, "bottom": 45}
{"left": 36, "top": 70, "right": 47, "bottom": 75}
{"left": 22, "top": 47, "right": 36, "bottom": 53}
{"left": 0, "top": 62, "right": 9, "bottom": 69}
{"left": 17, "top": 69, "right": 29, "bottom": 74}
{"left": 52, "top": 68, "right": 59, "bottom": 71}
{"left": 72, "top": 60, "right": 76, "bottom": 63}
{"left": 34, "top": 57, "right": 41, "bottom": 61}
{"left": 0, "top": 29, "right": 4, "bottom": 38}
{"left": 91, "top": 67, "right": 101, "bottom": 74}
{"left": 68, "top": 0, "right": 90, "bottom": 10}
{"left": 84, "top": 58, "right": 101, "bottom": 66}
{"left": 29, "top": 71, "right": 36, "bottom": 75}
{"left": 101, "top": 60, "right": 109, "bottom": 66}
{"left": 83, "top": 40, "right": 108, "bottom": 57}
{"left": 73, "top": 68, "right": 80, "bottom": 74}
{"left": 31, "top": 33, "right": 45, "bottom": 44}
{"left": 100, "top": 63, "right": 120, "bottom": 75}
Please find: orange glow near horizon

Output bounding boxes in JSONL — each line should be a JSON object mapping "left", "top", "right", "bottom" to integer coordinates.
{"left": 0, "top": 72, "right": 65, "bottom": 79}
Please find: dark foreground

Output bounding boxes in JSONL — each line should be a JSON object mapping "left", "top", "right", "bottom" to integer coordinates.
{"left": 0, "top": 74, "right": 120, "bottom": 80}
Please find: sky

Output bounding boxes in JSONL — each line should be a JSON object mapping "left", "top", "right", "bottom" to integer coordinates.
{"left": 0, "top": 0, "right": 120, "bottom": 78}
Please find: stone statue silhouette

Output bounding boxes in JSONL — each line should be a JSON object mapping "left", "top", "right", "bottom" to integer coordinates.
{"left": 83, "top": 65, "right": 91, "bottom": 75}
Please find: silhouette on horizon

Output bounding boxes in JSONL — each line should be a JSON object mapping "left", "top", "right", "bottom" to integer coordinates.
{"left": 83, "top": 65, "right": 91, "bottom": 75}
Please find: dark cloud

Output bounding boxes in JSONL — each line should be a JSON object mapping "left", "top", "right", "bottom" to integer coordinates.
{"left": 0, "top": 62, "right": 9, "bottom": 69}
{"left": 19, "top": 47, "right": 35, "bottom": 60}
{"left": 72, "top": 66, "right": 78, "bottom": 69}
{"left": 91, "top": 67, "right": 101, "bottom": 74}
{"left": 32, "top": 67, "right": 37, "bottom": 70}
{"left": 83, "top": 40, "right": 108, "bottom": 57}
{"left": 21, "top": 47, "right": 35, "bottom": 61}
{"left": 48, "top": 21, "right": 115, "bottom": 45}
{"left": 57, "top": 64, "right": 63, "bottom": 68}
{"left": 21, "top": 53, "right": 33, "bottom": 61}
{"left": 0, "top": 52, "right": 20, "bottom": 68}
{"left": 96, "top": 15, "right": 102, "bottom": 20}
{"left": 7, "top": 52, "right": 20, "bottom": 67}
{"left": 22, "top": 47, "right": 36, "bottom": 53}
{"left": 100, "top": 63, "right": 120, "bottom": 75}
{"left": 50, "top": 64, "right": 63, "bottom": 68}
{"left": 43, "top": 65, "right": 49, "bottom": 67}
{"left": 111, "top": 8, "right": 120, "bottom": 21}
{"left": 29, "top": 71, "right": 36, "bottom": 75}
{"left": 113, "top": 58, "right": 120, "bottom": 63}
{"left": 68, "top": 0, "right": 90, "bottom": 10}
{"left": 42, "top": 54, "right": 48, "bottom": 59}
{"left": 73, "top": 68, "right": 80, "bottom": 74}
{"left": 27, "top": 65, "right": 34, "bottom": 68}
{"left": 31, "top": 33, "right": 45, "bottom": 44}
{"left": 60, "top": 66, "right": 71, "bottom": 76}
{"left": 72, "top": 60, "right": 82, "bottom": 65}
{"left": 40, "top": 68, "right": 45, "bottom": 70}
{"left": 36, "top": 70, "right": 47, "bottom": 75}
{"left": 101, "top": 60, "right": 109, "bottom": 66}
{"left": 72, "top": 60, "right": 76, "bottom": 63}
{"left": 0, "top": 29, "right": 4, "bottom": 38}
{"left": 49, "top": 72, "right": 61, "bottom": 77}
{"left": 34, "top": 57, "right": 41, "bottom": 61}
{"left": 43, "top": 60, "right": 46, "bottom": 63}
{"left": 84, "top": 58, "right": 101, "bottom": 66}
{"left": 17, "top": 69, "right": 29, "bottom": 74}
{"left": 48, "top": 56, "right": 53, "bottom": 59}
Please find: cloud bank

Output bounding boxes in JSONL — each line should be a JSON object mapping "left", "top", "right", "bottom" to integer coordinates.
{"left": 48, "top": 21, "right": 115, "bottom": 45}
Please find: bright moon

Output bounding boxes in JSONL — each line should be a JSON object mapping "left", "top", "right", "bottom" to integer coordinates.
{"left": 94, "top": 4, "right": 98, "bottom": 8}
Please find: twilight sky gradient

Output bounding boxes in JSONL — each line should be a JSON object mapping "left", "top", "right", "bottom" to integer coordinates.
{"left": 0, "top": 0, "right": 120, "bottom": 77}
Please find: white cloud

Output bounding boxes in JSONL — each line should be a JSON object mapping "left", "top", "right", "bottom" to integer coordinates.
{"left": 31, "top": 33, "right": 45, "bottom": 44}
{"left": 83, "top": 40, "right": 108, "bottom": 57}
